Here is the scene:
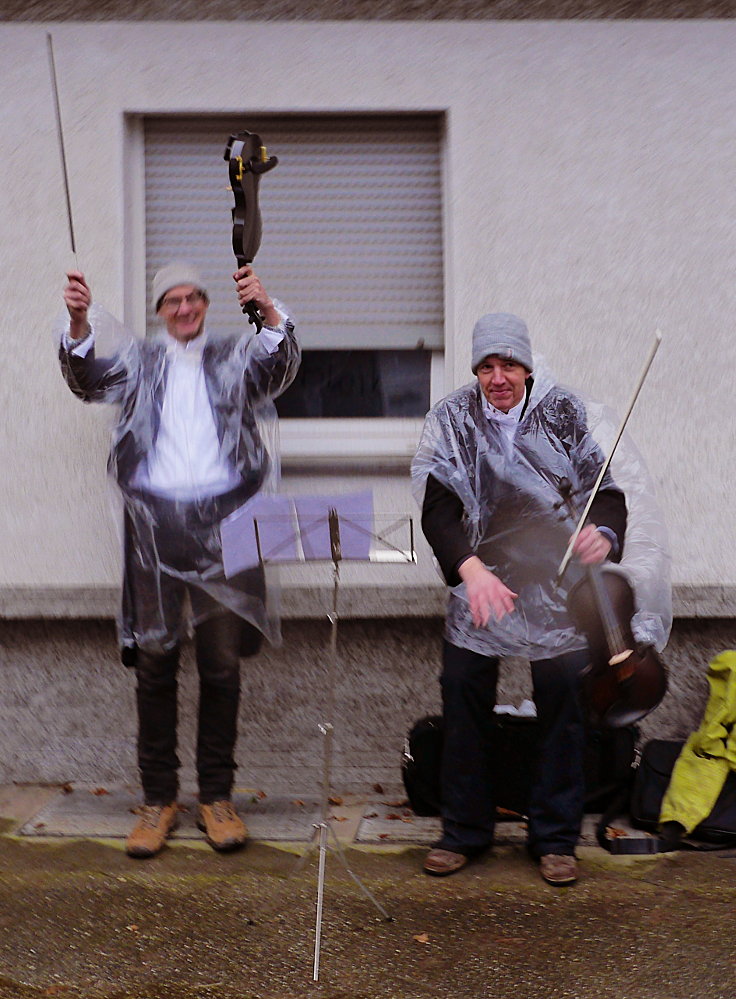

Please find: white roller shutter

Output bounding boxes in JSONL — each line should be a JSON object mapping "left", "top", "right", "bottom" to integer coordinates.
{"left": 144, "top": 114, "right": 443, "bottom": 350}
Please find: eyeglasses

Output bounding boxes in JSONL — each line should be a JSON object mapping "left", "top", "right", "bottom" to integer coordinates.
{"left": 161, "top": 291, "right": 206, "bottom": 311}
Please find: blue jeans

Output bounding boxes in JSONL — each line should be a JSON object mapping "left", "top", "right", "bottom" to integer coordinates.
{"left": 438, "top": 640, "right": 589, "bottom": 857}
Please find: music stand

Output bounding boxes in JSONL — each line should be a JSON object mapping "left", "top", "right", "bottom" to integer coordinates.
{"left": 221, "top": 491, "right": 416, "bottom": 981}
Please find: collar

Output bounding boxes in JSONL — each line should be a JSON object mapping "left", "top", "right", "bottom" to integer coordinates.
{"left": 164, "top": 329, "right": 208, "bottom": 357}
{"left": 482, "top": 391, "right": 526, "bottom": 425}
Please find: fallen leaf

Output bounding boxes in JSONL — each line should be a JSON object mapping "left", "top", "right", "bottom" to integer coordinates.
{"left": 413, "top": 932, "right": 430, "bottom": 944}
{"left": 292, "top": 799, "right": 305, "bottom": 808}
{"left": 34, "top": 822, "right": 46, "bottom": 830}
{"left": 255, "top": 789, "right": 267, "bottom": 800}
{"left": 364, "top": 811, "right": 378, "bottom": 819}
{"left": 378, "top": 833, "right": 390, "bottom": 840}
{"left": 328, "top": 795, "right": 343, "bottom": 806}
{"left": 383, "top": 799, "right": 409, "bottom": 808}
{"left": 60, "top": 783, "right": 74, "bottom": 795}
{"left": 400, "top": 816, "right": 414, "bottom": 823}
{"left": 330, "top": 814, "right": 348, "bottom": 822}
{"left": 91, "top": 787, "right": 110, "bottom": 796}
{"left": 126, "top": 924, "right": 139, "bottom": 932}
{"left": 606, "top": 825, "right": 629, "bottom": 838}
{"left": 372, "top": 783, "right": 384, "bottom": 794}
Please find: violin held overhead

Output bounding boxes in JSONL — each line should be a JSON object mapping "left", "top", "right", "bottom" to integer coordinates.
{"left": 224, "top": 130, "right": 278, "bottom": 333}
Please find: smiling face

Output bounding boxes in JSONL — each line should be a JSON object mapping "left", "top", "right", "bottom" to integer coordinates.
{"left": 158, "top": 284, "right": 209, "bottom": 343}
{"left": 476, "top": 355, "right": 530, "bottom": 413}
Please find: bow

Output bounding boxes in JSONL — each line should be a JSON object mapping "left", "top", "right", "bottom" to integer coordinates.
{"left": 224, "top": 130, "right": 278, "bottom": 333}
{"left": 47, "top": 33, "right": 78, "bottom": 266}
{"left": 556, "top": 330, "right": 662, "bottom": 582}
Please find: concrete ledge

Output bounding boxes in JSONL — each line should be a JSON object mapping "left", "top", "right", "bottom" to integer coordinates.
{"left": 0, "top": 583, "right": 733, "bottom": 620}
{"left": 0, "top": 587, "right": 120, "bottom": 619}
{"left": 0, "top": 584, "right": 448, "bottom": 620}
{"left": 672, "top": 585, "right": 736, "bottom": 618}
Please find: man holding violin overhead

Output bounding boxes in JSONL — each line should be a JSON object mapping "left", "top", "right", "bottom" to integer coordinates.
{"left": 412, "top": 313, "right": 633, "bottom": 887}
{"left": 57, "top": 262, "right": 299, "bottom": 859}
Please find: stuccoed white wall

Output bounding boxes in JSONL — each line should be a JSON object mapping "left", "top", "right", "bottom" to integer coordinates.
{"left": 2, "top": 20, "right": 735, "bottom": 602}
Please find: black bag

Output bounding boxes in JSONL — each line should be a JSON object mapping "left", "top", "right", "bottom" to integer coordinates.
{"left": 630, "top": 738, "right": 736, "bottom": 847}
{"left": 402, "top": 714, "right": 637, "bottom": 818}
{"left": 402, "top": 716, "right": 444, "bottom": 816}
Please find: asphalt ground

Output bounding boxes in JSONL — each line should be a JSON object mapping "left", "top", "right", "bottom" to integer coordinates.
{"left": 1, "top": 783, "right": 736, "bottom": 999}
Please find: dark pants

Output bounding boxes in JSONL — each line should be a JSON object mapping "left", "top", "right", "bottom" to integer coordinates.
{"left": 135, "top": 601, "right": 261, "bottom": 806}
{"left": 438, "top": 640, "right": 588, "bottom": 858}
{"left": 125, "top": 486, "right": 264, "bottom": 805}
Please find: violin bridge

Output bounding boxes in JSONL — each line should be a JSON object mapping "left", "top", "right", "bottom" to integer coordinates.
{"left": 609, "top": 649, "right": 633, "bottom": 666}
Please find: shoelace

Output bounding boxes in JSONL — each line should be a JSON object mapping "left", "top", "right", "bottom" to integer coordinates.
{"left": 136, "top": 805, "right": 167, "bottom": 828}
{"left": 209, "top": 801, "right": 237, "bottom": 823}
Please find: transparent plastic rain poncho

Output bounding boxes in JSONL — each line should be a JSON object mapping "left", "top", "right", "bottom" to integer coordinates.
{"left": 55, "top": 303, "right": 300, "bottom": 657}
{"left": 412, "top": 356, "right": 671, "bottom": 661}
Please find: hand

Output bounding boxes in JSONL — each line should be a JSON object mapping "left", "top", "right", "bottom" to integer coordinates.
{"left": 233, "top": 265, "right": 280, "bottom": 327}
{"left": 458, "top": 556, "right": 518, "bottom": 628}
{"left": 64, "top": 271, "right": 92, "bottom": 339}
{"left": 573, "top": 524, "right": 612, "bottom": 565}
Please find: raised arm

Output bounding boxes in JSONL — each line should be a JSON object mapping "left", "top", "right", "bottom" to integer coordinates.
{"left": 64, "top": 270, "right": 92, "bottom": 340}
{"left": 234, "top": 265, "right": 300, "bottom": 401}
{"left": 58, "top": 272, "right": 130, "bottom": 403}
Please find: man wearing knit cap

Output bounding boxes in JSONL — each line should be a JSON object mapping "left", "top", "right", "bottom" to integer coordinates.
{"left": 59, "top": 262, "right": 300, "bottom": 858}
{"left": 412, "top": 312, "right": 628, "bottom": 886}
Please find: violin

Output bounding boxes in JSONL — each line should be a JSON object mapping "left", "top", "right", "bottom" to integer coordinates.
{"left": 224, "top": 130, "right": 278, "bottom": 333}
{"left": 559, "top": 479, "right": 668, "bottom": 729}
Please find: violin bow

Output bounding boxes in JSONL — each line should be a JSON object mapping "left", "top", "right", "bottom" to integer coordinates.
{"left": 556, "top": 330, "right": 663, "bottom": 583}
{"left": 224, "top": 130, "right": 278, "bottom": 333}
{"left": 47, "top": 33, "right": 78, "bottom": 266}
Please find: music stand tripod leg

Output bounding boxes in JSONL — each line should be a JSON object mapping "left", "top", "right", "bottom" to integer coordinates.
{"left": 326, "top": 822, "right": 392, "bottom": 920}
{"left": 307, "top": 519, "right": 393, "bottom": 982}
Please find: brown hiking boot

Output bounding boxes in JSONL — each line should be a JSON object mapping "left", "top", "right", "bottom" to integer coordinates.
{"left": 126, "top": 803, "right": 178, "bottom": 858}
{"left": 197, "top": 800, "right": 248, "bottom": 852}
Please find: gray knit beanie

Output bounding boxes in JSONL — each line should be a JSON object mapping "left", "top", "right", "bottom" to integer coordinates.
{"left": 470, "top": 313, "right": 533, "bottom": 373}
{"left": 152, "top": 261, "right": 208, "bottom": 312}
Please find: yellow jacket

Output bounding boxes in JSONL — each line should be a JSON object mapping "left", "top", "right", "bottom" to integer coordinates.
{"left": 660, "top": 650, "right": 736, "bottom": 833}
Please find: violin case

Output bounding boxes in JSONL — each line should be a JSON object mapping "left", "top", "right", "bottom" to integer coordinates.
{"left": 401, "top": 714, "right": 637, "bottom": 819}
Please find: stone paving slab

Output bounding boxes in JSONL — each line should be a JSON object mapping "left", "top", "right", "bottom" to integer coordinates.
{"left": 357, "top": 802, "right": 530, "bottom": 844}
{"left": 16, "top": 785, "right": 322, "bottom": 842}
{"left": 355, "top": 801, "right": 652, "bottom": 848}
{"left": 7, "top": 784, "right": 658, "bottom": 853}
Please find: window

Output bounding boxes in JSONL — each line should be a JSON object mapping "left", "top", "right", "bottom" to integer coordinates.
{"left": 141, "top": 113, "right": 444, "bottom": 452}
